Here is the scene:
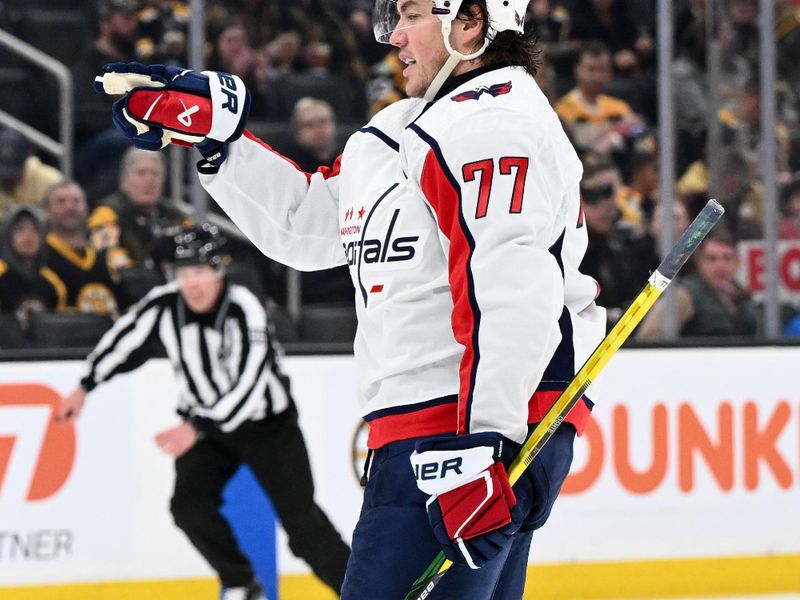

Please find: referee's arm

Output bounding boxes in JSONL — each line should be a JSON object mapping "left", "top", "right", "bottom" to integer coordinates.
{"left": 80, "top": 286, "right": 167, "bottom": 392}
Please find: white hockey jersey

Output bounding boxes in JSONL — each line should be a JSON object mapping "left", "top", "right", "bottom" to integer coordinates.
{"left": 199, "top": 65, "right": 605, "bottom": 448}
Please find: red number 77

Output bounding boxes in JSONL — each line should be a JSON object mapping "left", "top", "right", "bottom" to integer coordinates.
{"left": 462, "top": 157, "right": 529, "bottom": 219}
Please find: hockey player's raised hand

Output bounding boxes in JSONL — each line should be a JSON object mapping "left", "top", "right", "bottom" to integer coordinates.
{"left": 410, "top": 432, "right": 529, "bottom": 569}
{"left": 94, "top": 62, "right": 251, "bottom": 167}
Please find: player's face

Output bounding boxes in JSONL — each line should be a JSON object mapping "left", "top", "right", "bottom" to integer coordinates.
{"left": 175, "top": 264, "right": 224, "bottom": 313}
{"left": 389, "top": 0, "right": 450, "bottom": 98}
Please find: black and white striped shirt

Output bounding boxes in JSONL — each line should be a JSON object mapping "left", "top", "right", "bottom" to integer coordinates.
{"left": 81, "top": 279, "right": 292, "bottom": 432}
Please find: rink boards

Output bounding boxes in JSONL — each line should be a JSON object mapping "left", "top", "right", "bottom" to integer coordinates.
{"left": 0, "top": 347, "right": 799, "bottom": 598}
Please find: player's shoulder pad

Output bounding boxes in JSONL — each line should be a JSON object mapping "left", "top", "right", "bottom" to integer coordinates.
{"left": 366, "top": 97, "right": 427, "bottom": 141}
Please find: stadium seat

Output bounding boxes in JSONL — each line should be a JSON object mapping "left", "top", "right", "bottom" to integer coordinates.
{"left": 300, "top": 303, "right": 357, "bottom": 343}
{"left": 267, "top": 306, "right": 300, "bottom": 344}
{"left": 0, "top": 314, "right": 25, "bottom": 349}
{"left": 0, "top": 67, "right": 35, "bottom": 123}
{"left": 227, "top": 262, "right": 267, "bottom": 302}
{"left": 245, "top": 121, "right": 295, "bottom": 154}
{"left": 29, "top": 312, "right": 113, "bottom": 349}
{"left": 272, "top": 72, "right": 367, "bottom": 123}
{"left": 17, "top": 9, "right": 89, "bottom": 66}
{"left": 120, "top": 267, "right": 164, "bottom": 305}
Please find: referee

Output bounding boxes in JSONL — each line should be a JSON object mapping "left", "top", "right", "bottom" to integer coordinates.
{"left": 57, "top": 223, "right": 351, "bottom": 600}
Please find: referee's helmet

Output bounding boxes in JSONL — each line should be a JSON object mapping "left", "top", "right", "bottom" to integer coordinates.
{"left": 171, "top": 222, "right": 227, "bottom": 269}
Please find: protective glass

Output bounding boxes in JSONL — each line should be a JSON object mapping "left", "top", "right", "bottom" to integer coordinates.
{"left": 373, "top": 0, "right": 429, "bottom": 44}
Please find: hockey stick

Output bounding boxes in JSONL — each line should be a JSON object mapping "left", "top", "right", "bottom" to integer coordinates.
{"left": 403, "top": 199, "right": 725, "bottom": 600}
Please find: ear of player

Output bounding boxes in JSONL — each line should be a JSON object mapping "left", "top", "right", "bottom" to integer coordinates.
{"left": 410, "top": 432, "right": 527, "bottom": 569}
{"left": 94, "top": 62, "right": 251, "bottom": 167}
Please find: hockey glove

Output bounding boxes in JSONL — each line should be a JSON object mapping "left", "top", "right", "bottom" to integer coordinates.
{"left": 94, "top": 62, "right": 251, "bottom": 166}
{"left": 410, "top": 432, "right": 524, "bottom": 569}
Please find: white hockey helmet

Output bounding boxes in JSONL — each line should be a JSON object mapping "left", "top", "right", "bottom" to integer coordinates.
{"left": 373, "top": 0, "right": 528, "bottom": 48}
{"left": 373, "top": 0, "right": 529, "bottom": 99}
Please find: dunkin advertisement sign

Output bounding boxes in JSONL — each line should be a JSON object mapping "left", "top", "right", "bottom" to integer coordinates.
{"left": 0, "top": 349, "right": 798, "bottom": 589}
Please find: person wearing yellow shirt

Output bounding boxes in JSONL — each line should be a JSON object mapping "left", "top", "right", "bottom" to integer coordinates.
{"left": 0, "top": 129, "right": 63, "bottom": 217}
{"left": 554, "top": 41, "right": 643, "bottom": 155}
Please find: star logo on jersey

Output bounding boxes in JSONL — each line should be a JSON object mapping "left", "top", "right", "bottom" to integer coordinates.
{"left": 358, "top": 206, "right": 365, "bottom": 219}
{"left": 451, "top": 81, "right": 513, "bottom": 102}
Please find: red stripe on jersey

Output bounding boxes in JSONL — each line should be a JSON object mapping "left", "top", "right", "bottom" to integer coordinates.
{"left": 242, "top": 130, "right": 342, "bottom": 184}
{"left": 366, "top": 401, "right": 459, "bottom": 449}
{"left": 366, "top": 391, "right": 591, "bottom": 448}
{"left": 317, "top": 153, "right": 343, "bottom": 179}
{"left": 243, "top": 130, "right": 311, "bottom": 183}
{"left": 527, "top": 390, "right": 592, "bottom": 436}
{"left": 420, "top": 148, "right": 477, "bottom": 436}
{"left": 370, "top": 284, "right": 384, "bottom": 293}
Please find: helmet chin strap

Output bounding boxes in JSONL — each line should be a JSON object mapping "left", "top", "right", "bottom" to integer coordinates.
{"left": 423, "top": 20, "right": 491, "bottom": 102}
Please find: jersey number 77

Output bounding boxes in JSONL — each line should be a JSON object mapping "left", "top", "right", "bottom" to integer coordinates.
{"left": 462, "top": 157, "right": 529, "bottom": 219}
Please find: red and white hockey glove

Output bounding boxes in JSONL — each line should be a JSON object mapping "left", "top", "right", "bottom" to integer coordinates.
{"left": 94, "top": 62, "right": 251, "bottom": 166}
{"left": 410, "top": 432, "right": 523, "bottom": 569}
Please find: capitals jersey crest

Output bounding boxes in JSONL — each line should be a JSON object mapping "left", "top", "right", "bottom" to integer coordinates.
{"left": 450, "top": 81, "right": 513, "bottom": 102}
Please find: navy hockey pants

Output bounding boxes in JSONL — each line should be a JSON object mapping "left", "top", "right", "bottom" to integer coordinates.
{"left": 341, "top": 423, "right": 576, "bottom": 600}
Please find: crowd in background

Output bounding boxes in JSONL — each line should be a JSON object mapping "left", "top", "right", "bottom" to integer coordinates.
{"left": 1, "top": 0, "right": 800, "bottom": 348}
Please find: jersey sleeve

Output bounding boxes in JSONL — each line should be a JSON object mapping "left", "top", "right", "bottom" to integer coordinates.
{"left": 409, "top": 124, "right": 568, "bottom": 444}
{"left": 80, "top": 286, "right": 167, "bottom": 391}
{"left": 197, "top": 130, "right": 346, "bottom": 272}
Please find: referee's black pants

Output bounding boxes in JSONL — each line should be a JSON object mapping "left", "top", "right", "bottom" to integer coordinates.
{"left": 169, "top": 407, "right": 351, "bottom": 593}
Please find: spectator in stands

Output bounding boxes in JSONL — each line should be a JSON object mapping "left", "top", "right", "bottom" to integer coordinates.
{"left": 526, "top": 0, "right": 573, "bottom": 91}
{"left": 283, "top": 98, "right": 352, "bottom": 304}
{"left": 0, "top": 129, "right": 63, "bottom": 218}
{"left": 347, "top": 2, "right": 392, "bottom": 68}
{"left": 264, "top": 30, "right": 303, "bottom": 77}
{"left": 672, "top": 2, "right": 709, "bottom": 173}
{"left": 719, "top": 80, "right": 793, "bottom": 181}
{"left": 284, "top": 98, "right": 339, "bottom": 173}
{"left": 627, "top": 199, "right": 692, "bottom": 292}
{"left": 366, "top": 51, "right": 407, "bottom": 115}
{"left": 87, "top": 205, "right": 134, "bottom": 273}
{"left": 636, "top": 228, "right": 757, "bottom": 338}
{"left": 777, "top": 0, "right": 800, "bottom": 115}
{"left": 73, "top": 0, "right": 140, "bottom": 146}
{"left": 566, "top": 0, "right": 655, "bottom": 75}
{"left": 554, "top": 41, "right": 644, "bottom": 158}
{"left": 616, "top": 150, "right": 659, "bottom": 236}
{"left": 0, "top": 205, "right": 64, "bottom": 332}
{"left": 94, "top": 148, "right": 187, "bottom": 268}
{"left": 579, "top": 157, "right": 641, "bottom": 324}
{"left": 135, "top": 0, "right": 190, "bottom": 65}
{"left": 208, "top": 18, "right": 274, "bottom": 118}
{"left": 44, "top": 181, "right": 123, "bottom": 316}
{"left": 778, "top": 178, "right": 800, "bottom": 239}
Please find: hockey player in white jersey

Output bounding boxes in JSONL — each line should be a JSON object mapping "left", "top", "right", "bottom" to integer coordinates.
{"left": 94, "top": 0, "right": 605, "bottom": 597}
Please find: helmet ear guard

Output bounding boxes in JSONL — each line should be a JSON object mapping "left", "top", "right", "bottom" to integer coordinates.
{"left": 431, "top": 0, "right": 527, "bottom": 46}
{"left": 371, "top": 0, "right": 529, "bottom": 101}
